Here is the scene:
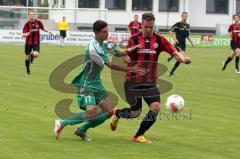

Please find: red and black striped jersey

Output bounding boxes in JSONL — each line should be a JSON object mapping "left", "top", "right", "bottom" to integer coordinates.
{"left": 126, "top": 32, "right": 176, "bottom": 83}
{"left": 228, "top": 23, "right": 240, "bottom": 45}
{"left": 23, "top": 20, "right": 44, "bottom": 45}
{"left": 128, "top": 21, "right": 142, "bottom": 35}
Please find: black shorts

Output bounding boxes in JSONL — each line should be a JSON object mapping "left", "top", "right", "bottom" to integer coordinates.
{"left": 60, "top": 30, "right": 66, "bottom": 38}
{"left": 124, "top": 81, "right": 160, "bottom": 111}
{"left": 25, "top": 44, "right": 40, "bottom": 55}
{"left": 175, "top": 42, "right": 186, "bottom": 52}
{"left": 230, "top": 41, "right": 240, "bottom": 51}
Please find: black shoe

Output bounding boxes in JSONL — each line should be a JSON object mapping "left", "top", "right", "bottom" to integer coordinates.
{"left": 26, "top": 70, "right": 30, "bottom": 76}
{"left": 74, "top": 128, "right": 92, "bottom": 141}
{"left": 167, "top": 57, "right": 173, "bottom": 62}
{"left": 26, "top": 67, "right": 30, "bottom": 75}
{"left": 169, "top": 73, "right": 175, "bottom": 77}
{"left": 222, "top": 62, "right": 226, "bottom": 71}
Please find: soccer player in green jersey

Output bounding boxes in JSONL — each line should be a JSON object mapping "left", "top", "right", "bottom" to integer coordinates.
{"left": 54, "top": 20, "right": 144, "bottom": 141}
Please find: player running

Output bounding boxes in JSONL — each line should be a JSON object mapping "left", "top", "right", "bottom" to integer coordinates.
{"left": 222, "top": 14, "right": 240, "bottom": 73}
{"left": 54, "top": 20, "right": 145, "bottom": 141}
{"left": 109, "top": 13, "right": 192, "bottom": 144}
{"left": 22, "top": 10, "right": 52, "bottom": 75}
{"left": 168, "top": 12, "right": 194, "bottom": 76}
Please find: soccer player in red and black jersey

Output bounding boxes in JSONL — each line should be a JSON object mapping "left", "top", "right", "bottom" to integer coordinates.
{"left": 22, "top": 10, "right": 52, "bottom": 75}
{"left": 222, "top": 14, "right": 240, "bottom": 73}
{"left": 110, "top": 13, "right": 191, "bottom": 144}
{"left": 128, "top": 15, "right": 142, "bottom": 35}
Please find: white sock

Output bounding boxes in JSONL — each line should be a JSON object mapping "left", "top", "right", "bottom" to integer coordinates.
{"left": 60, "top": 39, "right": 62, "bottom": 46}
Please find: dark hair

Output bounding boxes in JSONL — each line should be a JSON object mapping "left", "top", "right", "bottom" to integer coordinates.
{"left": 142, "top": 13, "right": 155, "bottom": 22}
{"left": 182, "top": 11, "right": 188, "bottom": 16}
{"left": 93, "top": 20, "right": 108, "bottom": 32}
{"left": 28, "top": 10, "right": 34, "bottom": 15}
{"left": 233, "top": 14, "right": 239, "bottom": 19}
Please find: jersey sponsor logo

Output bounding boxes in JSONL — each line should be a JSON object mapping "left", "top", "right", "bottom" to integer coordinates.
{"left": 29, "top": 29, "right": 39, "bottom": 32}
{"left": 137, "top": 49, "right": 156, "bottom": 54}
{"left": 233, "top": 30, "right": 240, "bottom": 33}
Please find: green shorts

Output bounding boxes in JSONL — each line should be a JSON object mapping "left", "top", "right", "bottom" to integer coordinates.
{"left": 77, "top": 88, "right": 109, "bottom": 110}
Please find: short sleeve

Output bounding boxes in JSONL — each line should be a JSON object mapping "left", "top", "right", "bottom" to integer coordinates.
{"left": 188, "top": 24, "right": 191, "bottom": 34}
{"left": 23, "top": 23, "right": 28, "bottom": 33}
{"left": 38, "top": 20, "right": 44, "bottom": 30}
{"left": 89, "top": 41, "right": 109, "bottom": 66}
{"left": 228, "top": 25, "right": 233, "bottom": 33}
{"left": 170, "top": 22, "right": 179, "bottom": 32}
{"left": 127, "top": 36, "right": 134, "bottom": 55}
{"left": 159, "top": 36, "right": 176, "bottom": 55}
{"left": 128, "top": 22, "right": 132, "bottom": 28}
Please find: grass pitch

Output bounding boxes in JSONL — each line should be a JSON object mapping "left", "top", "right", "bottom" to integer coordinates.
{"left": 0, "top": 44, "right": 239, "bottom": 159}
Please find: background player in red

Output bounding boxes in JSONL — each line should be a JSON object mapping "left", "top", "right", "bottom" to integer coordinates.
{"left": 128, "top": 15, "right": 142, "bottom": 35}
{"left": 22, "top": 10, "right": 52, "bottom": 75}
{"left": 110, "top": 13, "right": 191, "bottom": 144}
{"left": 222, "top": 14, "right": 240, "bottom": 73}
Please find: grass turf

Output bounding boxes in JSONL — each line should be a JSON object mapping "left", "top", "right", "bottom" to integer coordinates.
{"left": 0, "top": 44, "right": 239, "bottom": 159}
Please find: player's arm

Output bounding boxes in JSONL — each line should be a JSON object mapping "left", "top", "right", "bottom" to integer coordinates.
{"left": 105, "top": 61, "right": 145, "bottom": 73}
{"left": 187, "top": 36, "right": 194, "bottom": 47}
{"left": 169, "top": 23, "right": 179, "bottom": 43}
{"left": 39, "top": 21, "right": 52, "bottom": 35}
{"left": 22, "top": 23, "right": 30, "bottom": 37}
{"left": 187, "top": 25, "right": 194, "bottom": 47}
{"left": 228, "top": 25, "right": 233, "bottom": 37}
{"left": 108, "top": 44, "right": 143, "bottom": 57}
{"left": 172, "top": 51, "right": 191, "bottom": 64}
{"left": 42, "top": 28, "right": 52, "bottom": 35}
{"left": 161, "top": 36, "right": 191, "bottom": 64}
{"left": 128, "top": 22, "right": 132, "bottom": 33}
{"left": 22, "top": 32, "right": 30, "bottom": 37}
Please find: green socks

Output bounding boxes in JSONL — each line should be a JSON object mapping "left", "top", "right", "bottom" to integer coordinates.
{"left": 79, "top": 112, "right": 108, "bottom": 133}
{"left": 60, "top": 112, "right": 87, "bottom": 126}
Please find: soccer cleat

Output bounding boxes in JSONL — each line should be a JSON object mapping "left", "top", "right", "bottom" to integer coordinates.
{"left": 131, "top": 136, "right": 152, "bottom": 144}
{"left": 26, "top": 69, "right": 30, "bottom": 75}
{"left": 235, "top": 69, "right": 240, "bottom": 73}
{"left": 169, "top": 73, "right": 175, "bottom": 77}
{"left": 54, "top": 120, "right": 64, "bottom": 139}
{"left": 74, "top": 128, "right": 92, "bottom": 141}
{"left": 222, "top": 61, "right": 227, "bottom": 71}
{"left": 110, "top": 114, "right": 119, "bottom": 131}
{"left": 167, "top": 56, "right": 173, "bottom": 62}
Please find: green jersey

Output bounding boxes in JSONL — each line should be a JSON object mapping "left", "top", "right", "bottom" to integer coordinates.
{"left": 72, "top": 38, "right": 110, "bottom": 91}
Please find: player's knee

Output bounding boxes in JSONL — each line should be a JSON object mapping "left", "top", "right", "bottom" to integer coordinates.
{"left": 130, "top": 109, "right": 142, "bottom": 118}
{"left": 150, "top": 102, "right": 161, "bottom": 112}
{"left": 235, "top": 49, "right": 240, "bottom": 56}
{"left": 86, "top": 106, "right": 98, "bottom": 120}
{"left": 32, "top": 52, "right": 39, "bottom": 58}
{"left": 106, "top": 108, "right": 115, "bottom": 118}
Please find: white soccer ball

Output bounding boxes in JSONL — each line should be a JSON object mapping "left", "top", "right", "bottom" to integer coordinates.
{"left": 165, "top": 94, "right": 185, "bottom": 112}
